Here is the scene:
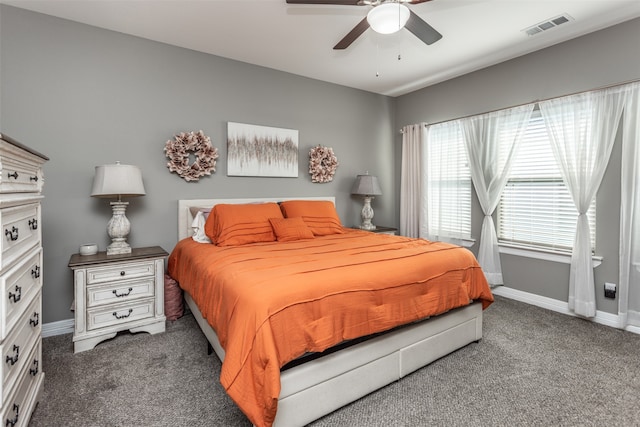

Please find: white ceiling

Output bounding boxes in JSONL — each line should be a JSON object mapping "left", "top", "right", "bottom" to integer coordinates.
{"left": 3, "top": 0, "right": 640, "bottom": 97}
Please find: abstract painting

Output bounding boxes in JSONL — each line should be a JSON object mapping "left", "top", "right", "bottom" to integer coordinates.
{"left": 227, "top": 122, "right": 299, "bottom": 177}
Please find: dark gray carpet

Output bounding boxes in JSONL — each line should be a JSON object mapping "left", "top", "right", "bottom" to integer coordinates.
{"left": 29, "top": 296, "right": 640, "bottom": 426}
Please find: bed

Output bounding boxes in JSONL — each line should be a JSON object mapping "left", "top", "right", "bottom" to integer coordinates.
{"left": 168, "top": 197, "right": 493, "bottom": 427}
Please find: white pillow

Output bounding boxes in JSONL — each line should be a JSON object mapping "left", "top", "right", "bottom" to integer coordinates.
{"left": 191, "top": 210, "right": 212, "bottom": 243}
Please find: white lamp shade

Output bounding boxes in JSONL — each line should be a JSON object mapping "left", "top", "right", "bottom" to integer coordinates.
{"left": 351, "top": 174, "right": 382, "bottom": 196}
{"left": 91, "top": 162, "right": 146, "bottom": 198}
{"left": 367, "top": 3, "right": 410, "bottom": 35}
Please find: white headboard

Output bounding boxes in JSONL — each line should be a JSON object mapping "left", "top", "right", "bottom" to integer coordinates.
{"left": 178, "top": 197, "right": 336, "bottom": 241}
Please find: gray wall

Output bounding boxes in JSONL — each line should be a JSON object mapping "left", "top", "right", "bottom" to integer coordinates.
{"left": 396, "top": 17, "right": 640, "bottom": 314}
{"left": 0, "top": 5, "right": 397, "bottom": 323}
{"left": 2, "top": 4, "right": 638, "bottom": 324}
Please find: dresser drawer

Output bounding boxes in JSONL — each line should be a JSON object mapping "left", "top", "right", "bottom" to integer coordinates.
{"left": 1, "top": 293, "right": 41, "bottom": 404}
{"left": 0, "top": 149, "right": 43, "bottom": 195}
{"left": 1, "top": 340, "right": 42, "bottom": 427}
{"left": 86, "top": 261, "right": 155, "bottom": 285}
{"left": 0, "top": 205, "right": 40, "bottom": 273}
{"left": 86, "top": 298, "right": 155, "bottom": 331}
{"left": 86, "top": 278, "right": 155, "bottom": 308}
{"left": 0, "top": 249, "right": 42, "bottom": 341}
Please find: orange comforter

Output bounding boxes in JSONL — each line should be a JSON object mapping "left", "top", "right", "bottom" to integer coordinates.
{"left": 167, "top": 230, "right": 493, "bottom": 427}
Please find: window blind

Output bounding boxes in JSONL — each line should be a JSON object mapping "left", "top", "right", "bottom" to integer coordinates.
{"left": 497, "top": 110, "right": 596, "bottom": 252}
{"left": 424, "top": 122, "right": 472, "bottom": 240}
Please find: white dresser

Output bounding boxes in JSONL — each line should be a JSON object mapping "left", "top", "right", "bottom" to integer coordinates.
{"left": 0, "top": 134, "right": 47, "bottom": 427}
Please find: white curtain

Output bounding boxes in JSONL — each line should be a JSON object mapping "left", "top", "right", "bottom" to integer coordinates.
{"left": 400, "top": 123, "right": 424, "bottom": 238}
{"left": 619, "top": 82, "right": 640, "bottom": 328}
{"left": 539, "top": 87, "right": 628, "bottom": 318}
{"left": 420, "top": 120, "right": 471, "bottom": 243}
{"left": 460, "top": 104, "right": 534, "bottom": 285}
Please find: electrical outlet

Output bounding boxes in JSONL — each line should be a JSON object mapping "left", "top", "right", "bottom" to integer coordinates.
{"left": 604, "top": 282, "right": 616, "bottom": 299}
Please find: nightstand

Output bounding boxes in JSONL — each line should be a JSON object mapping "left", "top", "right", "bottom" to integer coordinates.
{"left": 352, "top": 226, "right": 398, "bottom": 235}
{"left": 68, "top": 246, "right": 168, "bottom": 353}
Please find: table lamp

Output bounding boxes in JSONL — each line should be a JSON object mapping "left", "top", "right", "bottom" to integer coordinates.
{"left": 91, "top": 161, "right": 146, "bottom": 255}
{"left": 351, "top": 173, "right": 382, "bottom": 231}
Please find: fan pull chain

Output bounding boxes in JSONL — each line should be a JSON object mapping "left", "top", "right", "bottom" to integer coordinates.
{"left": 376, "top": 43, "right": 380, "bottom": 77}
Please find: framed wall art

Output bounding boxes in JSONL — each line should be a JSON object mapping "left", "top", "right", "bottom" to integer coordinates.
{"left": 227, "top": 122, "right": 299, "bottom": 177}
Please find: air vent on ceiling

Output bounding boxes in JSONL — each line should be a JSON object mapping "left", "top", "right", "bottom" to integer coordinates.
{"left": 523, "top": 14, "right": 573, "bottom": 37}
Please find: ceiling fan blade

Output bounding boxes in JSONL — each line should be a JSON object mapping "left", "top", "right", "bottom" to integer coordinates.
{"left": 286, "top": 0, "right": 360, "bottom": 4}
{"left": 333, "top": 17, "right": 370, "bottom": 50}
{"left": 405, "top": 10, "right": 442, "bottom": 45}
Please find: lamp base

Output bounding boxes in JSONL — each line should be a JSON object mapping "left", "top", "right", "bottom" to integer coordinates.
{"left": 359, "top": 196, "right": 376, "bottom": 231}
{"left": 106, "top": 201, "right": 132, "bottom": 255}
{"left": 106, "top": 240, "right": 132, "bottom": 255}
{"left": 359, "top": 224, "right": 377, "bottom": 231}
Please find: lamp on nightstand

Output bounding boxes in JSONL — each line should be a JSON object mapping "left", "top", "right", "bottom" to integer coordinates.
{"left": 351, "top": 172, "right": 382, "bottom": 231}
{"left": 91, "top": 161, "right": 146, "bottom": 255}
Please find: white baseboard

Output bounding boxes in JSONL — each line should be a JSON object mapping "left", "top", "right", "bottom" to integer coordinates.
{"left": 492, "top": 286, "right": 640, "bottom": 335}
{"left": 42, "top": 318, "right": 74, "bottom": 338}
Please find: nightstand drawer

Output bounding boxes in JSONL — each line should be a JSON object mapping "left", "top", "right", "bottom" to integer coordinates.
{"left": 1, "top": 249, "right": 42, "bottom": 341}
{"left": 86, "top": 261, "right": 155, "bottom": 285}
{"left": 86, "top": 278, "right": 155, "bottom": 308}
{"left": 86, "top": 298, "right": 155, "bottom": 331}
{"left": 1, "top": 292, "right": 41, "bottom": 403}
{"left": 0, "top": 204, "right": 40, "bottom": 273}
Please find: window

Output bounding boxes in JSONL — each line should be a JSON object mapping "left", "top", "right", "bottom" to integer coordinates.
{"left": 422, "top": 121, "right": 472, "bottom": 241}
{"left": 497, "top": 109, "right": 596, "bottom": 253}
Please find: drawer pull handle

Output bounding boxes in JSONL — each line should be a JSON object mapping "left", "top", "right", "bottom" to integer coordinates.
{"left": 31, "top": 265, "right": 41, "bottom": 279}
{"left": 113, "top": 287, "right": 133, "bottom": 298}
{"left": 4, "top": 226, "right": 18, "bottom": 241}
{"left": 120, "top": 271, "right": 126, "bottom": 276}
{"left": 29, "top": 218, "right": 38, "bottom": 230}
{"left": 8, "top": 285, "right": 21, "bottom": 303}
{"left": 30, "top": 359, "right": 39, "bottom": 376}
{"left": 30, "top": 175, "right": 38, "bottom": 182}
{"left": 30, "top": 312, "right": 40, "bottom": 327}
{"left": 5, "top": 403, "right": 19, "bottom": 427}
{"left": 113, "top": 309, "right": 133, "bottom": 319}
{"left": 5, "top": 345, "right": 19, "bottom": 366}
{"left": 7, "top": 171, "right": 18, "bottom": 180}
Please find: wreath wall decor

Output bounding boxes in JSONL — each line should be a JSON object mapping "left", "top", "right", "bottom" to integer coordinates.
{"left": 164, "top": 130, "right": 219, "bottom": 182}
{"left": 309, "top": 145, "right": 338, "bottom": 183}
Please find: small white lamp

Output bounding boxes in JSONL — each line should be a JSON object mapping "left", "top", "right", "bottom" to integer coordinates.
{"left": 367, "top": 3, "right": 410, "bottom": 35}
{"left": 351, "top": 173, "right": 382, "bottom": 231}
{"left": 91, "top": 161, "right": 146, "bottom": 255}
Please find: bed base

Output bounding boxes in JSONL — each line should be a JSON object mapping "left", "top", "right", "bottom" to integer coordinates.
{"left": 185, "top": 293, "right": 482, "bottom": 427}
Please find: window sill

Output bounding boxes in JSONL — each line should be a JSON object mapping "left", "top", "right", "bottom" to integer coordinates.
{"left": 459, "top": 238, "right": 475, "bottom": 248}
{"left": 438, "top": 237, "right": 475, "bottom": 248}
{"left": 499, "top": 244, "right": 602, "bottom": 268}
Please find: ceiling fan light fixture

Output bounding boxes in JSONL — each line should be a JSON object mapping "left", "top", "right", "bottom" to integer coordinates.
{"left": 367, "top": 3, "right": 410, "bottom": 35}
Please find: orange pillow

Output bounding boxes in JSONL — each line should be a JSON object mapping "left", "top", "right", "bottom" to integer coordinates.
{"left": 203, "top": 207, "right": 217, "bottom": 242}
{"left": 279, "top": 200, "right": 344, "bottom": 236}
{"left": 269, "top": 217, "right": 315, "bottom": 242}
{"left": 205, "top": 203, "right": 283, "bottom": 246}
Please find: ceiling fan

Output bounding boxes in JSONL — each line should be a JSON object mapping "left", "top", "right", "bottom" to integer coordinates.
{"left": 285, "top": 0, "right": 442, "bottom": 50}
